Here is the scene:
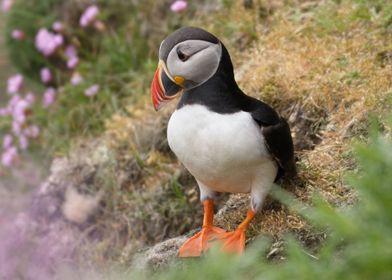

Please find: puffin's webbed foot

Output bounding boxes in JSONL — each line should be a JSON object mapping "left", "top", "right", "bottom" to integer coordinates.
{"left": 179, "top": 199, "right": 226, "bottom": 257}
{"left": 220, "top": 209, "right": 255, "bottom": 255}
{"left": 179, "top": 225, "right": 226, "bottom": 257}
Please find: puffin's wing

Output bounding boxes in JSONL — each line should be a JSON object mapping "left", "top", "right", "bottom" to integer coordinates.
{"left": 246, "top": 98, "right": 296, "bottom": 180}
{"left": 261, "top": 117, "right": 296, "bottom": 179}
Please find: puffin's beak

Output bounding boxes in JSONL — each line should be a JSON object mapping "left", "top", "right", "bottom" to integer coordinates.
{"left": 151, "top": 62, "right": 182, "bottom": 111}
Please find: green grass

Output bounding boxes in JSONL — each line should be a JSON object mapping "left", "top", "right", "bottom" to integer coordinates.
{"left": 5, "top": 0, "right": 61, "bottom": 82}
{"left": 0, "top": 13, "right": 13, "bottom": 101}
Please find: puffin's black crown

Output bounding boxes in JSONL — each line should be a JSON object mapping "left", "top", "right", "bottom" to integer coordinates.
{"left": 159, "top": 27, "right": 219, "bottom": 62}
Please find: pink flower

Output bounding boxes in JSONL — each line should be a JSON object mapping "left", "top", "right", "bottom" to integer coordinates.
{"left": 1, "top": 0, "right": 13, "bottom": 12}
{"left": 12, "top": 120, "right": 22, "bottom": 135}
{"left": 8, "top": 94, "right": 21, "bottom": 110}
{"left": 70, "top": 72, "right": 83, "bottom": 85}
{"left": 24, "top": 125, "right": 40, "bottom": 138}
{"left": 11, "top": 29, "right": 25, "bottom": 40}
{"left": 52, "top": 21, "right": 64, "bottom": 32}
{"left": 84, "top": 84, "right": 100, "bottom": 97}
{"left": 53, "top": 34, "right": 63, "bottom": 45}
{"left": 2, "top": 134, "right": 13, "bottom": 149}
{"left": 43, "top": 87, "right": 56, "bottom": 107}
{"left": 65, "top": 45, "right": 77, "bottom": 59}
{"left": 35, "top": 28, "right": 63, "bottom": 56}
{"left": 1, "top": 146, "right": 18, "bottom": 167}
{"left": 7, "top": 74, "right": 23, "bottom": 94}
{"left": 80, "top": 5, "right": 99, "bottom": 27}
{"left": 67, "top": 56, "right": 79, "bottom": 69}
{"left": 94, "top": 20, "right": 105, "bottom": 32}
{"left": 18, "top": 135, "right": 28, "bottom": 150}
{"left": 25, "top": 92, "right": 35, "bottom": 105}
{"left": 40, "top": 67, "right": 52, "bottom": 84}
{"left": 0, "top": 107, "right": 10, "bottom": 116}
{"left": 170, "top": 0, "right": 187, "bottom": 12}
{"left": 12, "top": 99, "right": 29, "bottom": 124}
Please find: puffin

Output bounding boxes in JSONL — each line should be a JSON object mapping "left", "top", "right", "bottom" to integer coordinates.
{"left": 151, "top": 27, "right": 296, "bottom": 257}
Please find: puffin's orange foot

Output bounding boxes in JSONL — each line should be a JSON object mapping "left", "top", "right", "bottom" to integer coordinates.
{"left": 179, "top": 226, "right": 226, "bottom": 257}
{"left": 220, "top": 228, "right": 246, "bottom": 255}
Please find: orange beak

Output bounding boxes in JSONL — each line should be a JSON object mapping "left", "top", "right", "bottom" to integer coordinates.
{"left": 151, "top": 63, "right": 182, "bottom": 111}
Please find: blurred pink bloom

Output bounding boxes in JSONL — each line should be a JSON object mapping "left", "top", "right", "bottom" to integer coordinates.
{"left": 0, "top": 107, "right": 10, "bottom": 116}
{"left": 13, "top": 99, "right": 29, "bottom": 124}
{"left": 7, "top": 74, "right": 23, "bottom": 94}
{"left": 18, "top": 135, "right": 28, "bottom": 150}
{"left": 67, "top": 56, "right": 79, "bottom": 69}
{"left": 12, "top": 120, "right": 22, "bottom": 135}
{"left": 35, "top": 28, "right": 63, "bottom": 56}
{"left": 80, "top": 5, "right": 99, "bottom": 27}
{"left": 24, "top": 125, "right": 40, "bottom": 138}
{"left": 2, "top": 134, "right": 13, "bottom": 149}
{"left": 84, "top": 84, "right": 100, "bottom": 97}
{"left": 170, "top": 0, "right": 187, "bottom": 12}
{"left": 8, "top": 94, "right": 21, "bottom": 111}
{"left": 94, "top": 20, "right": 105, "bottom": 32}
{"left": 25, "top": 92, "right": 35, "bottom": 105}
{"left": 53, "top": 34, "right": 63, "bottom": 45}
{"left": 1, "top": 0, "right": 13, "bottom": 12}
{"left": 43, "top": 87, "right": 56, "bottom": 107}
{"left": 65, "top": 45, "right": 77, "bottom": 59}
{"left": 11, "top": 29, "right": 25, "bottom": 40}
{"left": 52, "top": 21, "right": 64, "bottom": 32}
{"left": 40, "top": 67, "right": 52, "bottom": 84}
{"left": 13, "top": 113, "right": 26, "bottom": 124}
{"left": 1, "top": 146, "right": 18, "bottom": 167}
{"left": 70, "top": 72, "right": 83, "bottom": 85}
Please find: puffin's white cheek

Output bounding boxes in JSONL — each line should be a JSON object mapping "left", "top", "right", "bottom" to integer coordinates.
{"left": 166, "top": 42, "right": 222, "bottom": 86}
{"left": 181, "top": 44, "right": 222, "bottom": 84}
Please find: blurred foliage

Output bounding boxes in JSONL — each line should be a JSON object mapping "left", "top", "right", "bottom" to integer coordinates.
{"left": 4, "top": 0, "right": 61, "bottom": 82}
{"left": 302, "top": 0, "right": 392, "bottom": 35}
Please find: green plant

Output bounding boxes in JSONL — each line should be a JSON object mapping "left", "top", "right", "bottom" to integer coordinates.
{"left": 5, "top": 0, "right": 62, "bottom": 81}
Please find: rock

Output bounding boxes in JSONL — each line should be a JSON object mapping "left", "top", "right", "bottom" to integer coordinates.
{"left": 62, "top": 186, "right": 103, "bottom": 224}
{"left": 132, "top": 235, "right": 188, "bottom": 270}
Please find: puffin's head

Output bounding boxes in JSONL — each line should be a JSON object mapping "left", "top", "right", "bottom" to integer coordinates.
{"left": 151, "top": 27, "right": 223, "bottom": 111}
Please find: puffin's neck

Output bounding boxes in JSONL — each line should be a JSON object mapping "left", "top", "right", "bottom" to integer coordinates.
{"left": 177, "top": 49, "right": 245, "bottom": 114}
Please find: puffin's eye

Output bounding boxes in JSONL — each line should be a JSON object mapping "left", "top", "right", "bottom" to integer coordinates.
{"left": 177, "top": 48, "right": 190, "bottom": 62}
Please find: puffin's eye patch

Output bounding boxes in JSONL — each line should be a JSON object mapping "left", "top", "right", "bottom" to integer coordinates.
{"left": 177, "top": 48, "right": 190, "bottom": 62}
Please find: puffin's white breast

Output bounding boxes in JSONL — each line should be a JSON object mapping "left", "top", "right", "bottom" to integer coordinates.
{"left": 167, "top": 104, "right": 275, "bottom": 193}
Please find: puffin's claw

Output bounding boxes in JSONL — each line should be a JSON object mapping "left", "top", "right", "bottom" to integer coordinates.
{"left": 179, "top": 226, "right": 226, "bottom": 257}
